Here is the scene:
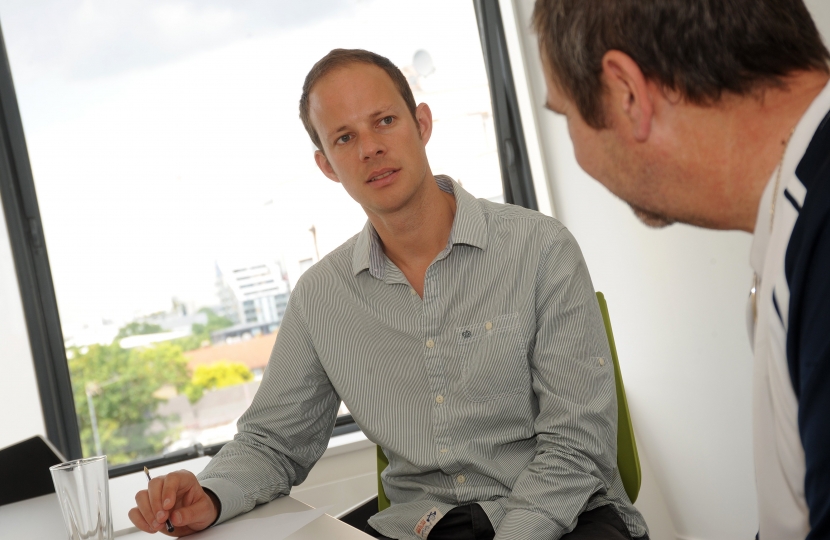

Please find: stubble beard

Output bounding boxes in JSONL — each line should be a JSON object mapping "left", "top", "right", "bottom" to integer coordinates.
{"left": 629, "top": 203, "right": 676, "bottom": 228}
{"left": 620, "top": 160, "right": 677, "bottom": 229}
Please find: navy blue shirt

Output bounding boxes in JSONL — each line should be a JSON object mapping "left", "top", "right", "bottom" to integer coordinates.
{"left": 748, "top": 80, "right": 830, "bottom": 539}
{"left": 786, "top": 108, "right": 830, "bottom": 540}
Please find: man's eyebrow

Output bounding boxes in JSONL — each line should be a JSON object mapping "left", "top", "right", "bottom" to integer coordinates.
{"left": 328, "top": 105, "right": 396, "bottom": 137}
{"left": 370, "top": 105, "right": 395, "bottom": 118}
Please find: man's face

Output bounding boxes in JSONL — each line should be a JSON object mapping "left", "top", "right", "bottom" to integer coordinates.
{"left": 541, "top": 61, "right": 676, "bottom": 228}
{"left": 309, "top": 63, "right": 432, "bottom": 218}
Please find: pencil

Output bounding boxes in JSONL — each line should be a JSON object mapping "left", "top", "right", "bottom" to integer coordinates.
{"left": 144, "top": 466, "right": 175, "bottom": 533}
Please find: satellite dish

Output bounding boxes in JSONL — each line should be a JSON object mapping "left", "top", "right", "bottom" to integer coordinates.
{"left": 413, "top": 49, "right": 435, "bottom": 77}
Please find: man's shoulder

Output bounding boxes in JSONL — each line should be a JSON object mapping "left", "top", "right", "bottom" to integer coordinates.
{"left": 478, "top": 198, "right": 566, "bottom": 238}
{"left": 475, "top": 198, "right": 584, "bottom": 263}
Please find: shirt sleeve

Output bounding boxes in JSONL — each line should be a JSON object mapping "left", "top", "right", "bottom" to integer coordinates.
{"left": 197, "top": 288, "right": 340, "bottom": 525}
{"left": 796, "top": 210, "right": 830, "bottom": 540}
{"left": 496, "top": 227, "right": 619, "bottom": 540}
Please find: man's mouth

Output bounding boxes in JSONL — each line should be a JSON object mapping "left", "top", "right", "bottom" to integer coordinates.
{"left": 368, "top": 169, "right": 399, "bottom": 183}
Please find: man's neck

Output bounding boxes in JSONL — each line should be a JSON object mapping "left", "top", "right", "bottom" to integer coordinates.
{"left": 701, "top": 70, "right": 829, "bottom": 232}
{"left": 368, "top": 175, "right": 457, "bottom": 295}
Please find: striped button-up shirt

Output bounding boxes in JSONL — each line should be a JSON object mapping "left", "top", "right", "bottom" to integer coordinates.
{"left": 198, "top": 176, "right": 648, "bottom": 540}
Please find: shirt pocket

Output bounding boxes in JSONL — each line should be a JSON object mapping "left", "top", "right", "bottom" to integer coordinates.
{"left": 456, "top": 312, "right": 529, "bottom": 402}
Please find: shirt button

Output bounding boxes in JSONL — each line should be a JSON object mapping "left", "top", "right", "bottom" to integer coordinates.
{"left": 410, "top": 288, "right": 417, "bottom": 296}
{"left": 456, "top": 475, "right": 466, "bottom": 484}
{"left": 426, "top": 339, "right": 435, "bottom": 348}
{"left": 439, "top": 448, "right": 448, "bottom": 453}
{"left": 435, "top": 395, "right": 444, "bottom": 404}
{"left": 599, "top": 357, "right": 606, "bottom": 366}
{"left": 485, "top": 321, "right": 493, "bottom": 331}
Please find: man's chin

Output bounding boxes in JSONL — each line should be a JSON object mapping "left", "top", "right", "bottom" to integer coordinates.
{"left": 630, "top": 205, "right": 676, "bottom": 229}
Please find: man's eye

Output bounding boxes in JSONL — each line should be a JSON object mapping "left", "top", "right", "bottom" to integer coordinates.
{"left": 338, "top": 134, "right": 351, "bottom": 144}
{"left": 380, "top": 116, "right": 393, "bottom": 125}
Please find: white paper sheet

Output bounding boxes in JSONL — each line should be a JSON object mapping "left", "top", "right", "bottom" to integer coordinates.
{"left": 117, "top": 506, "right": 329, "bottom": 540}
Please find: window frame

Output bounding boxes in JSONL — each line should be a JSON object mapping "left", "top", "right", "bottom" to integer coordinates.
{"left": 0, "top": 23, "right": 83, "bottom": 460}
{"left": 473, "top": 0, "right": 538, "bottom": 210}
{"left": 0, "top": 1, "right": 536, "bottom": 470}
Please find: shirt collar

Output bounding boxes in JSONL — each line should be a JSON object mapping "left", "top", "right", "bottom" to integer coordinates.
{"left": 750, "top": 78, "right": 830, "bottom": 274}
{"left": 352, "top": 175, "right": 489, "bottom": 279}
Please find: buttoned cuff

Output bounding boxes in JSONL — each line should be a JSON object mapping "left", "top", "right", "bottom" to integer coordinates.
{"left": 199, "top": 477, "right": 247, "bottom": 526}
{"left": 495, "top": 509, "right": 561, "bottom": 540}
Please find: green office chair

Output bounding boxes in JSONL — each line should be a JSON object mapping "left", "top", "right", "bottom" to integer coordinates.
{"left": 596, "top": 292, "right": 642, "bottom": 503}
{"left": 376, "top": 292, "right": 641, "bottom": 512}
{"left": 377, "top": 445, "right": 391, "bottom": 512}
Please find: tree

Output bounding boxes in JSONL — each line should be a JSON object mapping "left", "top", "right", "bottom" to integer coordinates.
{"left": 173, "top": 308, "right": 234, "bottom": 352}
{"left": 68, "top": 342, "right": 190, "bottom": 464}
{"left": 183, "top": 361, "right": 254, "bottom": 403}
{"left": 193, "top": 307, "right": 234, "bottom": 335}
{"left": 116, "top": 321, "right": 164, "bottom": 339}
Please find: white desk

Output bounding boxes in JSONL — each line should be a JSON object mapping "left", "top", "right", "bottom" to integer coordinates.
{"left": 1, "top": 493, "right": 373, "bottom": 539}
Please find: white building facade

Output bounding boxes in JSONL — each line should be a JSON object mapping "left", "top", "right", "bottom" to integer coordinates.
{"left": 215, "top": 260, "right": 291, "bottom": 327}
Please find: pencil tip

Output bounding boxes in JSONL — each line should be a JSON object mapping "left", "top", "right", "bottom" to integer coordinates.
{"left": 144, "top": 466, "right": 149, "bottom": 473}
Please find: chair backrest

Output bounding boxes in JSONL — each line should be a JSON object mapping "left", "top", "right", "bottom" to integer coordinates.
{"left": 376, "top": 292, "right": 641, "bottom": 512}
{"left": 596, "top": 292, "right": 641, "bottom": 503}
{"left": 377, "top": 445, "right": 391, "bottom": 511}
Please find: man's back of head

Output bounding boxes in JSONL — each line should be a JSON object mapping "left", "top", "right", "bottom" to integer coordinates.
{"left": 533, "top": 0, "right": 829, "bottom": 130}
{"left": 533, "top": 0, "right": 830, "bottom": 230}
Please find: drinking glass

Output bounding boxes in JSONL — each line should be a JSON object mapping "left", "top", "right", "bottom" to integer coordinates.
{"left": 49, "top": 456, "right": 113, "bottom": 540}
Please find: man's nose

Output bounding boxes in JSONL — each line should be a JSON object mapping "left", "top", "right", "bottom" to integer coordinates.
{"left": 359, "top": 132, "right": 386, "bottom": 160}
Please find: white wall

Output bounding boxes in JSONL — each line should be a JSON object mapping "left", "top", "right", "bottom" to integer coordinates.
{"left": 508, "top": 1, "right": 830, "bottom": 539}
{"left": 806, "top": 0, "right": 830, "bottom": 41}
{"left": 0, "top": 191, "right": 45, "bottom": 449}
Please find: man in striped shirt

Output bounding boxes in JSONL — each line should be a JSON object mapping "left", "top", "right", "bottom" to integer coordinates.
{"left": 532, "top": 1, "right": 830, "bottom": 538}
{"left": 128, "top": 49, "right": 648, "bottom": 539}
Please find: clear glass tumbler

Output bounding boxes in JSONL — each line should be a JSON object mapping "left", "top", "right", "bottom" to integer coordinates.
{"left": 49, "top": 456, "right": 113, "bottom": 540}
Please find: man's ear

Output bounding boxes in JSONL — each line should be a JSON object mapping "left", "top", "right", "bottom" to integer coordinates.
{"left": 314, "top": 150, "right": 340, "bottom": 183}
{"left": 601, "top": 50, "right": 653, "bottom": 142}
{"left": 415, "top": 103, "right": 433, "bottom": 145}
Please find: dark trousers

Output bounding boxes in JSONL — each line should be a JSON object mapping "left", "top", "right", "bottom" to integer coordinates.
{"left": 365, "top": 503, "right": 648, "bottom": 540}
{"left": 366, "top": 503, "right": 494, "bottom": 540}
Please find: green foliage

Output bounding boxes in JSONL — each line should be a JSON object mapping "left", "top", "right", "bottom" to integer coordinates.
{"left": 170, "top": 333, "right": 205, "bottom": 352}
{"left": 116, "top": 321, "right": 164, "bottom": 340}
{"left": 68, "top": 342, "right": 190, "bottom": 464}
{"left": 68, "top": 308, "right": 238, "bottom": 464}
{"left": 183, "top": 361, "right": 254, "bottom": 403}
{"left": 173, "top": 308, "right": 234, "bottom": 352}
{"left": 194, "top": 307, "right": 234, "bottom": 334}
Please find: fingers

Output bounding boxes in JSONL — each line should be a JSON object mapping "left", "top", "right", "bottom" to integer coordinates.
{"left": 147, "top": 471, "right": 193, "bottom": 523}
{"left": 131, "top": 470, "right": 209, "bottom": 536}
{"left": 170, "top": 495, "right": 214, "bottom": 529}
{"left": 160, "top": 472, "right": 181, "bottom": 511}
{"left": 130, "top": 490, "right": 158, "bottom": 533}
{"left": 128, "top": 507, "right": 155, "bottom": 533}
{"left": 147, "top": 476, "right": 167, "bottom": 521}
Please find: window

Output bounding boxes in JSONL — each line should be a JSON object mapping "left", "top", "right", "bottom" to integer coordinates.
{"left": 0, "top": 0, "right": 533, "bottom": 470}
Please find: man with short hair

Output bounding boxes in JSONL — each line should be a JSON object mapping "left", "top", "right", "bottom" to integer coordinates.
{"left": 128, "top": 48, "right": 648, "bottom": 539}
{"left": 531, "top": 1, "right": 830, "bottom": 538}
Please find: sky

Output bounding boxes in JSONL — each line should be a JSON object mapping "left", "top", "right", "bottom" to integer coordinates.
{"left": 0, "top": 0, "right": 502, "bottom": 339}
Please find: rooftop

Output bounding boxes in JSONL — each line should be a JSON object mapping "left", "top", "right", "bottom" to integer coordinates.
{"left": 184, "top": 331, "right": 277, "bottom": 371}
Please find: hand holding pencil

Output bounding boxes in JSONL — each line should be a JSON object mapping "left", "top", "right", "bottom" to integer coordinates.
{"left": 128, "top": 469, "right": 220, "bottom": 536}
{"left": 144, "top": 467, "right": 175, "bottom": 533}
